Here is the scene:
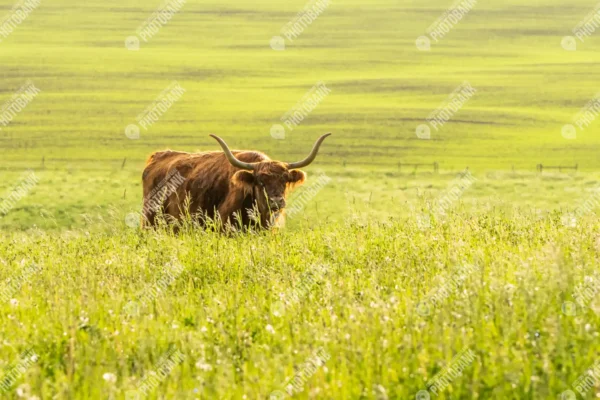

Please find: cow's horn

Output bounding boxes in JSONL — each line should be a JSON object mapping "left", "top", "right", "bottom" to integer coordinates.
{"left": 286, "top": 133, "right": 331, "bottom": 170}
{"left": 210, "top": 135, "right": 255, "bottom": 170}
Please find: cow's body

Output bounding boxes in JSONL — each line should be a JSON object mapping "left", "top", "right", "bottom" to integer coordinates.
{"left": 142, "top": 150, "right": 276, "bottom": 229}
{"left": 141, "top": 134, "right": 331, "bottom": 231}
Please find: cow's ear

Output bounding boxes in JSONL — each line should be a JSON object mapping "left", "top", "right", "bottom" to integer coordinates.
{"left": 287, "top": 170, "right": 306, "bottom": 188}
{"left": 233, "top": 171, "right": 255, "bottom": 188}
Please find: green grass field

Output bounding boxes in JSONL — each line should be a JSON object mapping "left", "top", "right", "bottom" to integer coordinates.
{"left": 1, "top": 0, "right": 600, "bottom": 398}
{"left": 2, "top": 213, "right": 600, "bottom": 399}
{"left": 1, "top": 0, "right": 600, "bottom": 230}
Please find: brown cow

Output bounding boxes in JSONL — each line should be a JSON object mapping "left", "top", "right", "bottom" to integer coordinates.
{"left": 141, "top": 133, "right": 331, "bottom": 230}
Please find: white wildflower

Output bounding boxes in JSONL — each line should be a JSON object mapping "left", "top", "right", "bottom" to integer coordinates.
{"left": 102, "top": 372, "right": 117, "bottom": 383}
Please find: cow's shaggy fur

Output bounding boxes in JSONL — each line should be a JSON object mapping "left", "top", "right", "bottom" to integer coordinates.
{"left": 142, "top": 149, "right": 306, "bottom": 230}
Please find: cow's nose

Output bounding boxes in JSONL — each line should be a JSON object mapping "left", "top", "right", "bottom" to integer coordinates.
{"left": 270, "top": 197, "right": 286, "bottom": 209}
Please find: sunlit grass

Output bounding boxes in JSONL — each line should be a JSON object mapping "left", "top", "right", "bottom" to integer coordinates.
{"left": 0, "top": 210, "right": 598, "bottom": 398}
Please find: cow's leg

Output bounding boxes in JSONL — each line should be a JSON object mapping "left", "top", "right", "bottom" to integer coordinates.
{"left": 141, "top": 207, "right": 157, "bottom": 228}
{"left": 217, "top": 189, "right": 247, "bottom": 231}
{"left": 141, "top": 188, "right": 158, "bottom": 228}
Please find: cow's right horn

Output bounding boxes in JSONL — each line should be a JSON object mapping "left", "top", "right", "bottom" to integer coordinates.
{"left": 210, "top": 135, "right": 255, "bottom": 171}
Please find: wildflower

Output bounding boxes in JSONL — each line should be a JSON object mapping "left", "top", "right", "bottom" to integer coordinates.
{"left": 16, "top": 384, "right": 30, "bottom": 397}
{"left": 195, "top": 361, "right": 213, "bottom": 371}
{"left": 102, "top": 372, "right": 117, "bottom": 383}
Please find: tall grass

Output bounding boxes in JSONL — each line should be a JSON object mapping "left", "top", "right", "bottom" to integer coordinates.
{"left": 0, "top": 209, "right": 598, "bottom": 399}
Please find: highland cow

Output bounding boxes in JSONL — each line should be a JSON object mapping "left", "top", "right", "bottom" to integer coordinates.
{"left": 141, "top": 133, "right": 331, "bottom": 230}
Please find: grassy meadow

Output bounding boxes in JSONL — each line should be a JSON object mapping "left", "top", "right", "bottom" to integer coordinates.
{"left": 2, "top": 213, "right": 600, "bottom": 399}
{"left": 1, "top": 0, "right": 600, "bottom": 398}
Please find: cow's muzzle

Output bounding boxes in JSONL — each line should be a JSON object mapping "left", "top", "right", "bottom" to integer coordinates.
{"left": 269, "top": 197, "right": 286, "bottom": 210}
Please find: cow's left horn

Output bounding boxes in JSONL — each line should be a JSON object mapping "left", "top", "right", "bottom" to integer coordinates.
{"left": 286, "top": 133, "right": 331, "bottom": 170}
{"left": 210, "top": 134, "right": 256, "bottom": 171}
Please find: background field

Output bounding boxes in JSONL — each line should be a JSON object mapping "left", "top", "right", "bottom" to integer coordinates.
{"left": 1, "top": 0, "right": 600, "bottom": 399}
{"left": 1, "top": 0, "right": 600, "bottom": 230}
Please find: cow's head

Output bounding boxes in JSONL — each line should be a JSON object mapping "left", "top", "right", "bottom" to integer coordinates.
{"left": 210, "top": 134, "right": 331, "bottom": 214}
